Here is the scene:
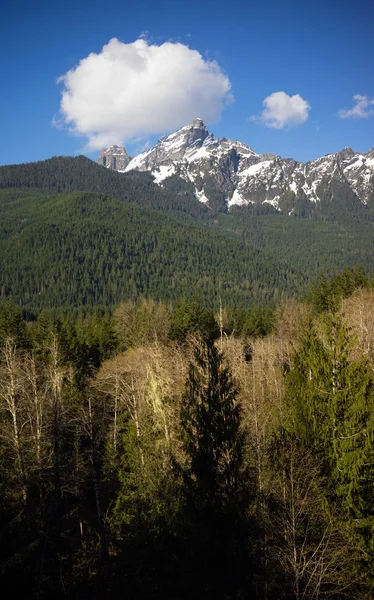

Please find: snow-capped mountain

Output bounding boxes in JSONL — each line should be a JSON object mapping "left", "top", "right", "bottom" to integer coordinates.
{"left": 97, "top": 119, "right": 374, "bottom": 213}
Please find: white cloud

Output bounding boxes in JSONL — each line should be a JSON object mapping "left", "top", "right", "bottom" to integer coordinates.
{"left": 338, "top": 94, "right": 374, "bottom": 119}
{"left": 56, "top": 37, "right": 233, "bottom": 150}
{"left": 250, "top": 91, "right": 311, "bottom": 129}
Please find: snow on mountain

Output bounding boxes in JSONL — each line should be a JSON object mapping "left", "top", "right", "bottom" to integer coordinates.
{"left": 341, "top": 148, "right": 374, "bottom": 204}
{"left": 97, "top": 120, "right": 374, "bottom": 212}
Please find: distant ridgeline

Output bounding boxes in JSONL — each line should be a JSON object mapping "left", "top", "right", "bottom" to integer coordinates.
{"left": 0, "top": 155, "right": 207, "bottom": 218}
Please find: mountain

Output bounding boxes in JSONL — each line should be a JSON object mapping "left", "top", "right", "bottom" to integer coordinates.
{"left": 97, "top": 145, "right": 130, "bottom": 171}
{"left": 99, "top": 119, "right": 374, "bottom": 216}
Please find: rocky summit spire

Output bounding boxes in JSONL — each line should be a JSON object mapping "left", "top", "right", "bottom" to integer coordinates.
{"left": 97, "top": 145, "right": 130, "bottom": 171}
{"left": 186, "top": 118, "right": 209, "bottom": 146}
{"left": 191, "top": 118, "right": 205, "bottom": 127}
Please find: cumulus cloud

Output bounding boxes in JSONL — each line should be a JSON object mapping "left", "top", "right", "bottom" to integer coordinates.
{"left": 338, "top": 94, "right": 374, "bottom": 119}
{"left": 56, "top": 37, "right": 233, "bottom": 150}
{"left": 250, "top": 91, "right": 311, "bottom": 129}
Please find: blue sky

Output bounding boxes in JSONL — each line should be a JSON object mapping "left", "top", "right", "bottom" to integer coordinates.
{"left": 1, "top": 0, "right": 373, "bottom": 165}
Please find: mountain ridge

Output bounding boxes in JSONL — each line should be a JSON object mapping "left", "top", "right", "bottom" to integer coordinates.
{"left": 0, "top": 154, "right": 208, "bottom": 219}
{"left": 97, "top": 120, "right": 374, "bottom": 215}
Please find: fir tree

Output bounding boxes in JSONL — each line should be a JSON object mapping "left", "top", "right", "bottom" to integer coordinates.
{"left": 178, "top": 337, "right": 257, "bottom": 598}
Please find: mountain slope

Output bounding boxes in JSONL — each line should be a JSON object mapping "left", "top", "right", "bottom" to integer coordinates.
{"left": 99, "top": 119, "right": 374, "bottom": 216}
{"left": 0, "top": 155, "right": 208, "bottom": 219}
{"left": 0, "top": 188, "right": 307, "bottom": 313}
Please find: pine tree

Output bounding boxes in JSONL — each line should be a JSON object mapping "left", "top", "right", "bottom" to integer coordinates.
{"left": 178, "top": 337, "right": 256, "bottom": 598}
{"left": 180, "top": 338, "right": 247, "bottom": 512}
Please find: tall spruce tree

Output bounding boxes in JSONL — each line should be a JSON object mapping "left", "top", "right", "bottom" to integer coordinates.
{"left": 178, "top": 337, "right": 257, "bottom": 598}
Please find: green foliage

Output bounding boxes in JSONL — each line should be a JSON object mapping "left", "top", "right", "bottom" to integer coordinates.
{"left": 29, "top": 311, "right": 117, "bottom": 380}
{"left": 201, "top": 174, "right": 227, "bottom": 214}
{"left": 308, "top": 266, "right": 371, "bottom": 312}
{"left": 2, "top": 180, "right": 374, "bottom": 318}
{"left": 268, "top": 430, "right": 356, "bottom": 599}
{"left": 285, "top": 310, "right": 374, "bottom": 578}
{"left": 114, "top": 298, "right": 171, "bottom": 349}
{"left": 230, "top": 205, "right": 374, "bottom": 285}
{"left": 2, "top": 157, "right": 374, "bottom": 323}
{"left": 0, "top": 155, "right": 208, "bottom": 218}
{"left": 241, "top": 304, "right": 275, "bottom": 338}
{"left": 110, "top": 422, "right": 164, "bottom": 532}
{"left": 180, "top": 339, "right": 250, "bottom": 511}
{"left": 0, "top": 299, "right": 29, "bottom": 347}
{"left": 108, "top": 388, "right": 181, "bottom": 598}
{"left": 277, "top": 188, "right": 317, "bottom": 217}
{"left": 177, "top": 338, "right": 257, "bottom": 597}
{"left": 170, "top": 298, "right": 219, "bottom": 343}
{"left": 1, "top": 273, "right": 374, "bottom": 597}
{"left": 0, "top": 188, "right": 305, "bottom": 313}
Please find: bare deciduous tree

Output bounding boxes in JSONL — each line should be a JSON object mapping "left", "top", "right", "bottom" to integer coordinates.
{"left": 271, "top": 438, "right": 362, "bottom": 599}
{"left": 0, "top": 339, "right": 29, "bottom": 505}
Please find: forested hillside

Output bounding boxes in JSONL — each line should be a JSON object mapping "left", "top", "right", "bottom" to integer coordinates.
{"left": 1, "top": 273, "right": 374, "bottom": 599}
{"left": 0, "top": 156, "right": 207, "bottom": 218}
{"left": 2, "top": 182, "right": 374, "bottom": 315}
{"left": 0, "top": 188, "right": 306, "bottom": 313}
{"left": 222, "top": 206, "right": 374, "bottom": 275}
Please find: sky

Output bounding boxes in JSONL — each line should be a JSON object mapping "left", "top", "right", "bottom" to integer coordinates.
{"left": 1, "top": 0, "right": 373, "bottom": 165}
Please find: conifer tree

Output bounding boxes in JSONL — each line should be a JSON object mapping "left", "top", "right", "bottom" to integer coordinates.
{"left": 180, "top": 338, "right": 247, "bottom": 511}
{"left": 286, "top": 310, "right": 374, "bottom": 581}
{"left": 178, "top": 337, "right": 256, "bottom": 598}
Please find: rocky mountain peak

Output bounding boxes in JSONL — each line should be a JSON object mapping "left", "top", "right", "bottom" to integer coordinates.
{"left": 191, "top": 117, "right": 205, "bottom": 127}
{"left": 98, "top": 121, "right": 374, "bottom": 213}
{"left": 185, "top": 118, "right": 209, "bottom": 147}
{"left": 337, "top": 147, "right": 355, "bottom": 162}
{"left": 121, "top": 119, "right": 216, "bottom": 172}
{"left": 97, "top": 145, "right": 130, "bottom": 172}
